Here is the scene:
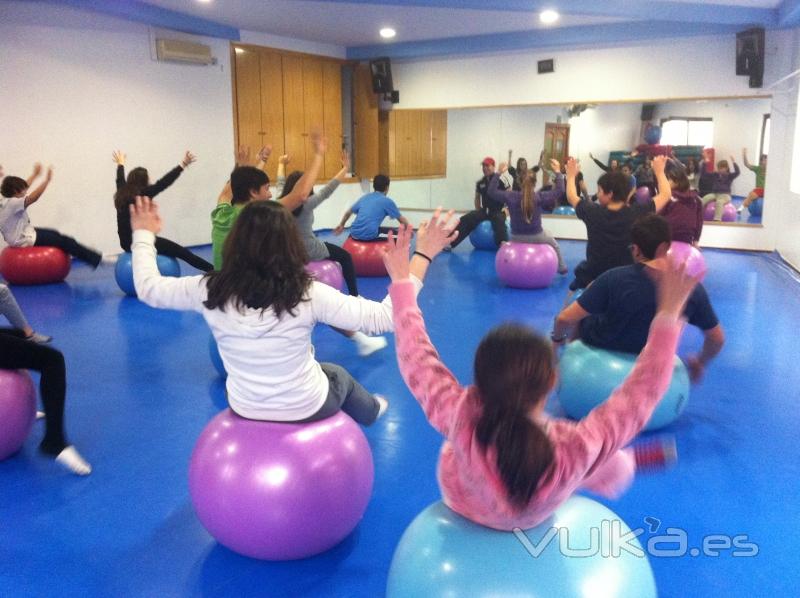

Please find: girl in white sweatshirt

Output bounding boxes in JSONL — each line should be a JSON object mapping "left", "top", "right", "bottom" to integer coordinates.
{"left": 130, "top": 196, "right": 455, "bottom": 424}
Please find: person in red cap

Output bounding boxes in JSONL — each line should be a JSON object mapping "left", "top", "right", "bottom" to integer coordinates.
{"left": 446, "top": 156, "right": 509, "bottom": 250}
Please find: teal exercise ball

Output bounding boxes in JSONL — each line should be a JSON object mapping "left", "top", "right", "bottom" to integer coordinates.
{"left": 387, "top": 497, "right": 656, "bottom": 598}
{"left": 558, "top": 340, "right": 689, "bottom": 431}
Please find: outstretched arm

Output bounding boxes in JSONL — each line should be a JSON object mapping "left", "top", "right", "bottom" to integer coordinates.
{"left": 26, "top": 163, "right": 42, "bottom": 187}
{"left": 564, "top": 158, "right": 582, "bottom": 208}
{"left": 589, "top": 153, "right": 610, "bottom": 172}
{"left": 741, "top": 148, "right": 753, "bottom": 170}
{"left": 307, "top": 151, "right": 349, "bottom": 211}
{"left": 334, "top": 208, "right": 354, "bottom": 235}
{"left": 651, "top": 155, "right": 672, "bottom": 211}
{"left": 279, "top": 129, "right": 327, "bottom": 211}
{"left": 113, "top": 151, "right": 126, "bottom": 190}
{"left": 145, "top": 151, "right": 195, "bottom": 198}
{"left": 24, "top": 166, "right": 53, "bottom": 208}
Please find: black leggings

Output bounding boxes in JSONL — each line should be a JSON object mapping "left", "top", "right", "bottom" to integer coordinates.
{"left": 154, "top": 236, "right": 213, "bottom": 272}
{"left": 449, "top": 210, "right": 507, "bottom": 249}
{"left": 122, "top": 235, "right": 213, "bottom": 272}
{"left": 325, "top": 242, "right": 358, "bottom": 296}
{"left": 35, "top": 227, "right": 101, "bottom": 268}
{"left": 0, "top": 329, "right": 68, "bottom": 455}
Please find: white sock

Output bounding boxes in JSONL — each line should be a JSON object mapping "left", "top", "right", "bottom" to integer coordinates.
{"left": 55, "top": 446, "right": 92, "bottom": 476}
{"left": 36, "top": 411, "right": 46, "bottom": 420}
{"left": 375, "top": 394, "right": 389, "bottom": 419}
{"left": 101, "top": 254, "right": 119, "bottom": 265}
{"left": 351, "top": 331, "right": 388, "bottom": 356}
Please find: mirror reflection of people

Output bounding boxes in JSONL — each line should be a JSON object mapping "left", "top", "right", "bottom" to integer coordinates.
{"left": 661, "top": 167, "right": 704, "bottom": 245}
{"left": 739, "top": 149, "right": 767, "bottom": 213}
{"left": 699, "top": 150, "right": 740, "bottom": 221}
{"left": 589, "top": 152, "right": 620, "bottom": 173}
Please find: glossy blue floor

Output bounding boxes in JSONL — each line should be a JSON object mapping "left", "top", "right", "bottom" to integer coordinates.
{"left": 1, "top": 233, "right": 798, "bottom": 597}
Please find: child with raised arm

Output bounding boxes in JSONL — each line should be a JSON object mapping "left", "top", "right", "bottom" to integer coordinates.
{"left": 0, "top": 166, "right": 103, "bottom": 267}
{"left": 488, "top": 159, "right": 569, "bottom": 273}
{"left": 699, "top": 151, "right": 740, "bottom": 221}
{"left": 131, "top": 196, "right": 455, "bottom": 425}
{"left": 113, "top": 149, "right": 213, "bottom": 272}
{"left": 384, "top": 235, "right": 694, "bottom": 530}
{"left": 738, "top": 148, "right": 767, "bottom": 213}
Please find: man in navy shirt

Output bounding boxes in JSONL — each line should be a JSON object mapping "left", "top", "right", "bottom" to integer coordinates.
{"left": 447, "top": 157, "right": 510, "bottom": 249}
{"left": 335, "top": 174, "right": 409, "bottom": 241}
{"left": 552, "top": 214, "right": 725, "bottom": 382}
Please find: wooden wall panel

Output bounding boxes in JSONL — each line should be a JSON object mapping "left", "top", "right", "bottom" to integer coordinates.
{"left": 353, "top": 63, "right": 379, "bottom": 180}
{"left": 282, "top": 55, "right": 307, "bottom": 169}
{"left": 233, "top": 47, "right": 263, "bottom": 160}
{"left": 322, "top": 61, "right": 343, "bottom": 178}
{"left": 258, "top": 50, "right": 285, "bottom": 182}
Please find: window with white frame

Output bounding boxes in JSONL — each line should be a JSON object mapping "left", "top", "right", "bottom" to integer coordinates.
{"left": 660, "top": 117, "right": 714, "bottom": 147}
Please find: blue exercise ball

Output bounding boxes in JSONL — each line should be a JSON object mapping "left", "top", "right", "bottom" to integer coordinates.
{"left": 748, "top": 197, "right": 763, "bottom": 217}
{"left": 558, "top": 340, "right": 689, "bottom": 431}
{"left": 553, "top": 205, "right": 576, "bottom": 216}
{"left": 469, "top": 220, "right": 509, "bottom": 251}
{"left": 209, "top": 335, "right": 226, "bottom": 378}
{"left": 387, "top": 497, "right": 656, "bottom": 598}
{"left": 114, "top": 253, "right": 181, "bottom": 297}
{"left": 644, "top": 125, "right": 662, "bottom": 145}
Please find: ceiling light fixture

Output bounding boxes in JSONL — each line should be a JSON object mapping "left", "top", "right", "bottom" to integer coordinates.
{"left": 380, "top": 27, "right": 396, "bottom": 39}
{"left": 540, "top": 10, "right": 559, "bottom": 25}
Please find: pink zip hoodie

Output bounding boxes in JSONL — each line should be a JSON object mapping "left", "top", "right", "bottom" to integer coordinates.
{"left": 390, "top": 279, "right": 683, "bottom": 531}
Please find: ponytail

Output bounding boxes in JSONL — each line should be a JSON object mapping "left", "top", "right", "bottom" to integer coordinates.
{"left": 521, "top": 174, "right": 537, "bottom": 224}
{"left": 473, "top": 324, "right": 556, "bottom": 509}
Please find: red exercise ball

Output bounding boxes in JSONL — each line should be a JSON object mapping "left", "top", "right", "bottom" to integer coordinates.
{"left": 0, "top": 247, "right": 71, "bottom": 285}
{"left": 343, "top": 237, "right": 388, "bottom": 277}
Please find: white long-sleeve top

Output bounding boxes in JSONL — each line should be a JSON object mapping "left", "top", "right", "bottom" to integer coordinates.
{"left": 132, "top": 230, "right": 420, "bottom": 421}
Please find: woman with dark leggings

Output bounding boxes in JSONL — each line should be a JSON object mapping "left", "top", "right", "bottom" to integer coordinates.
{"left": 277, "top": 152, "right": 386, "bottom": 356}
{"left": 113, "top": 150, "right": 213, "bottom": 272}
{"left": 0, "top": 286, "right": 90, "bottom": 475}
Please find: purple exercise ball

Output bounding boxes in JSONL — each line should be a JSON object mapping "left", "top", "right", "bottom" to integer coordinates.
{"left": 703, "top": 202, "right": 737, "bottom": 222}
{"left": 634, "top": 186, "right": 652, "bottom": 205}
{"left": 495, "top": 242, "right": 558, "bottom": 289}
{"left": 0, "top": 370, "right": 36, "bottom": 461}
{"left": 189, "top": 409, "right": 374, "bottom": 560}
{"left": 667, "top": 241, "right": 707, "bottom": 282}
{"left": 306, "top": 260, "right": 345, "bottom": 292}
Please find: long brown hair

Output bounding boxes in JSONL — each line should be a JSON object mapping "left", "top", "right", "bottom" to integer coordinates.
{"left": 474, "top": 324, "right": 555, "bottom": 508}
{"left": 114, "top": 167, "right": 149, "bottom": 211}
{"left": 521, "top": 171, "right": 538, "bottom": 224}
{"left": 203, "top": 201, "right": 312, "bottom": 317}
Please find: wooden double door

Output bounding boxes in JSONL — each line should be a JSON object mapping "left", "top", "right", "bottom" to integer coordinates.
{"left": 233, "top": 45, "right": 343, "bottom": 182}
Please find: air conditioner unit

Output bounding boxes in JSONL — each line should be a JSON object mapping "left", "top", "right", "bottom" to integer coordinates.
{"left": 156, "top": 38, "right": 214, "bottom": 65}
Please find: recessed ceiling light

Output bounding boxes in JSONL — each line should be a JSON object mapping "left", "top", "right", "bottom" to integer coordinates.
{"left": 540, "top": 10, "right": 559, "bottom": 25}
{"left": 380, "top": 27, "right": 396, "bottom": 39}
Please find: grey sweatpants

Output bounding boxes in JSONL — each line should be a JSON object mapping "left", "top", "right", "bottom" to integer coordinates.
{"left": 297, "top": 362, "right": 380, "bottom": 425}
{"left": 0, "top": 283, "right": 30, "bottom": 330}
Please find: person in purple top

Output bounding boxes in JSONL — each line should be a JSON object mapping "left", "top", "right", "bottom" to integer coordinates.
{"left": 489, "top": 159, "right": 569, "bottom": 273}
{"left": 660, "top": 165, "right": 703, "bottom": 244}
{"left": 700, "top": 152, "right": 740, "bottom": 221}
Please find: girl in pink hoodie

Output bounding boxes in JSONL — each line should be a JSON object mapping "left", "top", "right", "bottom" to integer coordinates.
{"left": 384, "top": 237, "right": 695, "bottom": 531}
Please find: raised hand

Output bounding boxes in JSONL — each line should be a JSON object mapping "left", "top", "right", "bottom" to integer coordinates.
{"left": 130, "top": 196, "right": 163, "bottom": 234}
{"left": 32, "top": 163, "right": 43, "bottom": 178}
{"left": 383, "top": 224, "right": 414, "bottom": 282}
{"left": 181, "top": 151, "right": 197, "bottom": 169}
{"left": 498, "top": 162, "right": 509, "bottom": 174}
{"left": 565, "top": 158, "right": 580, "bottom": 178}
{"left": 341, "top": 150, "right": 350, "bottom": 172}
{"left": 652, "top": 155, "right": 668, "bottom": 175}
{"left": 549, "top": 158, "right": 561, "bottom": 173}
{"left": 279, "top": 154, "right": 290, "bottom": 165}
{"left": 45, "top": 166, "right": 54, "bottom": 181}
{"left": 415, "top": 207, "right": 458, "bottom": 260}
{"left": 310, "top": 128, "right": 328, "bottom": 155}
{"left": 236, "top": 145, "right": 251, "bottom": 166}
{"left": 112, "top": 150, "right": 126, "bottom": 165}
{"left": 257, "top": 145, "right": 272, "bottom": 163}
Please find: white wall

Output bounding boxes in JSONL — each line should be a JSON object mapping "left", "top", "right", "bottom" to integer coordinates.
{"left": 651, "top": 98, "right": 772, "bottom": 197}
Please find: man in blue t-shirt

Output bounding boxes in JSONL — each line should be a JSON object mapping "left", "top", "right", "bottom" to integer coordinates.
{"left": 334, "top": 174, "right": 409, "bottom": 241}
{"left": 552, "top": 214, "right": 725, "bottom": 383}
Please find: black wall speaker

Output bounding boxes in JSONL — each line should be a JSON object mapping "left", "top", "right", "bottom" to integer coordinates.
{"left": 736, "top": 28, "right": 764, "bottom": 88}
{"left": 369, "top": 57, "right": 394, "bottom": 94}
{"left": 640, "top": 104, "right": 656, "bottom": 121}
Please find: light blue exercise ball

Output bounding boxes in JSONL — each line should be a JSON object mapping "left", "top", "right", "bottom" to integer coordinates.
{"left": 114, "top": 253, "right": 180, "bottom": 297}
{"left": 387, "top": 497, "right": 656, "bottom": 598}
{"left": 558, "top": 340, "right": 689, "bottom": 431}
{"left": 209, "top": 335, "right": 226, "bottom": 378}
{"left": 469, "top": 220, "right": 509, "bottom": 251}
{"left": 553, "top": 205, "right": 576, "bottom": 216}
{"left": 748, "top": 197, "right": 763, "bottom": 217}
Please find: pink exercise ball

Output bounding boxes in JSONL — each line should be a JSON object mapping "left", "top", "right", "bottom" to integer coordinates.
{"left": 495, "top": 242, "right": 558, "bottom": 289}
{"left": 306, "top": 260, "right": 345, "bottom": 292}
{"left": 343, "top": 237, "right": 388, "bottom": 277}
{"left": 667, "top": 242, "right": 707, "bottom": 281}
{"left": 189, "top": 409, "right": 374, "bottom": 560}
{"left": 634, "top": 186, "right": 652, "bottom": 205}
{"left": 0, "top": 370, "right": 36, "bottom": 460}
{"left": 0, "top": 247, "right": 70, "bottom": 285}
{"left": 703, "top": 202, "right": 737, "bottom": 222}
